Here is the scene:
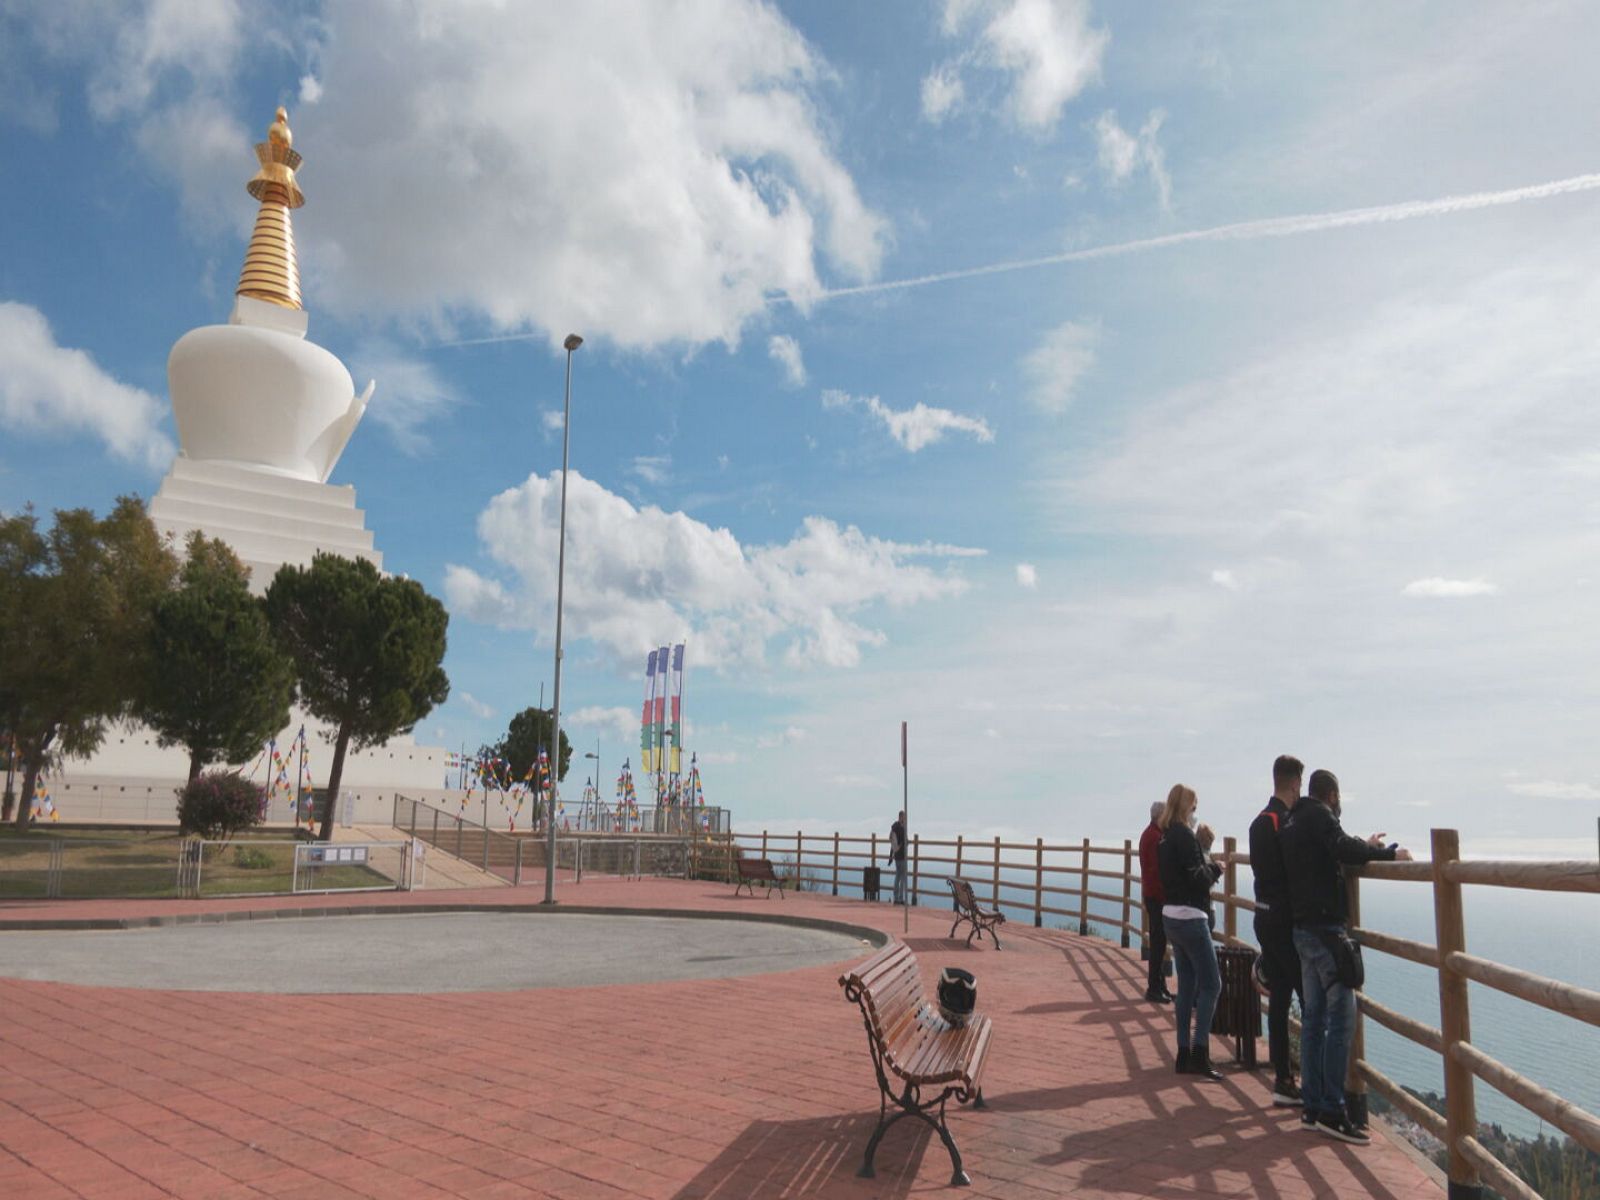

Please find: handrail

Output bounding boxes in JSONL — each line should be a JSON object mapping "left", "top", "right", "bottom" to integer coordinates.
{"left": 734, "top": 822, "right": 1600, "bottom": 1200}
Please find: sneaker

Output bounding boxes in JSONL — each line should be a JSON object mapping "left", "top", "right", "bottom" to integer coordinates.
{"left": 1297, "top": 1109, "right": 1319, "bottom": 1133}
{"left": 1272, "top": 1079, "right": 1303, "bottom": 1107}
{"left": 1316, "top": 1114, "right": 1371, "bottom": 1145}
{"left": 1144, "top": 989, "right": 1171, "bottom": 1004}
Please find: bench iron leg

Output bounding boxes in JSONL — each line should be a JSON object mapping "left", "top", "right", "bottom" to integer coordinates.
{"left": 857, "top": 1081, "right": 971, "bottom": 1187}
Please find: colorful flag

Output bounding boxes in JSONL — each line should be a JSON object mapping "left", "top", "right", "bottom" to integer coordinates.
{"left": 640, "top": 650, "right": 658, "bottom": 773}
{"left": 654, "top": 643, "right": 669, "bottom": 772}
{"left": 669, "top": 642, "right": 685, "bottom": 775}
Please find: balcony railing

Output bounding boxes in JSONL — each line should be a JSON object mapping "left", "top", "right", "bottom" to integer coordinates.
{"left": 732, "top": 825, "right": 1600, "bottom": 1200}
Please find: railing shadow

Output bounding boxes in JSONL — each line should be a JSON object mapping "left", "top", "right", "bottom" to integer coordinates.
{"left": 669, "top": 1111, "right": 929, "bottom": 1199}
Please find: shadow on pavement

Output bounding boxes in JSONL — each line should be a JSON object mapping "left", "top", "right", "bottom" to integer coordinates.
{"left": 670, "top": 1111, "right": 931, "bottom": 1199}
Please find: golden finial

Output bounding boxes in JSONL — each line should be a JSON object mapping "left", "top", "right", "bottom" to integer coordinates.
{"left": 236, "top": 106, "right": 306, "bottom": 310}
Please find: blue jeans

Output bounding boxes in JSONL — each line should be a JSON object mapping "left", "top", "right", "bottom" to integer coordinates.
{"left": 1163, "top": 915, "right": 1220, "bottom": 1051}
{"left": 1295, "top": 925, "right": 1356, "bottom": 1119}
{"left": 892, "top": 859, "right": 907, "bottom": 904}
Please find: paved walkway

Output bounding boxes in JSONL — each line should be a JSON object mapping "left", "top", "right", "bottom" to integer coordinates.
{"left": 0, "top": 879, "right": 1442, "bottom": 1199}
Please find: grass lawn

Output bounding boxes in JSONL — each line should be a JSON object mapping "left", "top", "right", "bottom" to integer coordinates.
{"left": 0, "top": 828, "right": 397, "bottom": 898}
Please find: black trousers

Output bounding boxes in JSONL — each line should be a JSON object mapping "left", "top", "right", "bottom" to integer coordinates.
{"left": 1255, "top": 909, "right": 1302, "bottom": 1082}
{"left": 1144, "top": 900, "right": 1168, "bottom": 995}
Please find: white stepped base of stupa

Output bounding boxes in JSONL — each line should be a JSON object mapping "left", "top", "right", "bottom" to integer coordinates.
{"left": 149, "top": 456, "right": 381, "bottom": 591}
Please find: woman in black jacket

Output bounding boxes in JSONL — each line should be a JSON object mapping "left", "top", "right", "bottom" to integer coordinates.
{"left": 1157, "top": 784, "right": 1225, "bottom": 1081}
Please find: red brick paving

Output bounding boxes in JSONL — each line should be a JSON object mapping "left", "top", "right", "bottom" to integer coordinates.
{"left": 0, "top": 878, "right": 1442, "bottom": 1198}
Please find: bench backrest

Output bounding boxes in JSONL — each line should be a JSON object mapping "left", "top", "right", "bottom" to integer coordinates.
{"left": 737, "top": 857, "right": 777, "bottom": 880}
{"left": 840, "top": 943, "right": 924, "bottom": 1051}
{"left": 948, "top": 877, "right": 978, "bottom": 911}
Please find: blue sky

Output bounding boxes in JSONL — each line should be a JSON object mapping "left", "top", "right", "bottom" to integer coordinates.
{"left": 3, "top": 1, "right": 1598, "bottom": 853}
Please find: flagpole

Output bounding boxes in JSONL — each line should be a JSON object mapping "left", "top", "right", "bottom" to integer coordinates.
{"left": 901, "top": 720, "right": 909, "bottom": 935}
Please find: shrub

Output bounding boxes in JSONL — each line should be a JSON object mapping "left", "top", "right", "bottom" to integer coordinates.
{"left": 232, "top": 845, "right": 274, "bottom": 870}
{"left": 176, "top": 772, "right": 266, "bottom": 843}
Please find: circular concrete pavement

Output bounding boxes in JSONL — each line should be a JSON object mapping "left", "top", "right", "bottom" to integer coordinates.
{"left": 0, "top": 912, "right": 879, "bottom": 993}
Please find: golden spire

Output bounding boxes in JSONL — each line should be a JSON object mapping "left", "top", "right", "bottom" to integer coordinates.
{"left": 235, "top": 106, "right": 306, "bottom": 310}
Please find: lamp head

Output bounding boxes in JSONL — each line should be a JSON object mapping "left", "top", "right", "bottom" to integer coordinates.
{"left": 563, "top": 334, "right": 583, "bottom": 352}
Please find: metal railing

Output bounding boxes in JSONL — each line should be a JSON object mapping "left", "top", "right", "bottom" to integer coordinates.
{"left": 734, "top": 825, "right": 1600, "bottom": 1200}
{"left": 393, "top": 795, "right": 717, "bottom": 884}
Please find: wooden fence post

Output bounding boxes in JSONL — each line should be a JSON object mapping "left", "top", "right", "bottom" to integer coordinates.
{"left": 832, "top": 832, "right": 840, "bottom": 896}
{"left": 761, "top": 830, "right": 768, "bottom": 859}
{"left": 796, "top": 830, "right": 803, "bottom": 886}
{"left": 1034, "top": 837, "right": 1044, "bottom": 928}
{"left": 1079, "top": 838, "right": 1090, "bottom": 936}
{"left": 992, "top": 836, "right": 1001, "bottom": 909}
{"left": 1345, "top": 864, "right": 1367, "bottom": 1126}
{"left": 1223, "top": 835, "right": 1238, "bottom": 943}
{"left": 955, "top": 834, "right": 964, "bottom": 879}
{"left": 1434, "top": 828, "right": 1482, "bottom": 1199}
{"left": 1121, "top": 839, "right": 1133, "bottom": 948}
{"left": 870, "top": 832, "right": 878, "bottom": 896}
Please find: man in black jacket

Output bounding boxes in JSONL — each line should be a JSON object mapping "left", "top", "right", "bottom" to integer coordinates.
{"left": 1281, "top": 769, "right": 1413, "bottom": 1144}
{"left": 1249, "top": 754, "right": 1304, "bottom": 1107}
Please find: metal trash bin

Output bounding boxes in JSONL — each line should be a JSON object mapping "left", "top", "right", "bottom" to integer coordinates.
{"left": 862, "top": 866, "right": 881, "bottom": 902}
{"left": 1211, "top": 945, "right": 1261, "bottom": 1067}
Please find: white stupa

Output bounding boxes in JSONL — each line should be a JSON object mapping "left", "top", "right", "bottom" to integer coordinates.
{"left": 56, "top": 108, "right": 454, "bottom": 825}
{"left": 148, "top": 106, "right": 380, "bottom": 585}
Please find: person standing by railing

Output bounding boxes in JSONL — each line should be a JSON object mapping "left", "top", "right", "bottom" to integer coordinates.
{"left": 1138, "top": 801, "right": 1172, "bottom": 1004}
{"left": 887, "top": 809, "right": 908, "bottom": 905}
{"left": 1282, "top": 769, "right": 1412, "bottom": 1145}
{"left": 1157, "top": 784, "right": 1225, "bottom": 1082}
{"left": 1250, "top": 754, "right": 1305, "bottom": 1108}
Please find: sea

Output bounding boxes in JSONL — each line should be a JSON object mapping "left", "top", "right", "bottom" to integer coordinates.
{"left": 846, "top": 861, "right": 1600, "bottom": 1139}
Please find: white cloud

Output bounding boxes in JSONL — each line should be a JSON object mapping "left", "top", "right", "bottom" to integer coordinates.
{"left": 542, "top": 410, "right": 565, "bottom": 433}
{"left": 297, "top": 1, "right": 887, "bottom": 349}
{"left": 697, "top": 750, "right": 741, "bottom": 765}
{"left": 444, "top": 471, "right": 971, "bottom": 670}
{"left": 821, "top": 389, "right": 995, "bottom": 452}
{"left": 828, "top": 773, "right": 891, "bottom": 789}
{"left": 16, "top": 0, "right": 888, "bottom": 352}
{"left": 1016, "top": 563, "right": 1038, "bottom": 588}
{"left": 0, "top": 301, "right": 174, "bottom": 470}
{"left": 1023, "top": 319, "right": 1099, "bottom": 412}
{"left": 631, "top": 455, "right": 671, "bottom": 485}
{"left": 758, "top": 725, "right": 810, "bottom": 749}
{"left": 933, "top": 0, "right": 1109, "bottom": 131}
{"left": 1210, "top": 569, "right": 1239, "bottom": 591}
{"left": 347, "top": 341, "right": 457, "bottom": 455}
{"left": 457, "top": 692, "right": 494, "bottom": 719}
{"left": 1506, "top": 780, "right": 1600, "bottom": 802}
{"left": 566, "top": 706, "right": 639, "bottom": 743}
{"left": 1402, "top": 578, "right": 1498, "bottom": 598}
{"left": 920, "top": 65, "right": 965, "bottom": 123}
{"left": 768, "top": 334, "right": 807, "bottom": 387}
{"left": 1093, "top": 108, "right": 1171, "bottom": 209}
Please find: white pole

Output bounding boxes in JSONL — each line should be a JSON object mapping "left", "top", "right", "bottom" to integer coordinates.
{"left": 544, "top": 334, "right": 582, "bottom": 904}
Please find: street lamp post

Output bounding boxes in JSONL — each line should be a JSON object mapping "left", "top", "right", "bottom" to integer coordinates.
{"left": 544, "top": 333, "right": 583, "bottom": 904}
{"left": 588, "top": 748, "right": 601, "bottom": 832}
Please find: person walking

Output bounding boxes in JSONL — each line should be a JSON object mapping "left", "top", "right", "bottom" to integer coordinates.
{"left": 1138, "top": 801, "right": 1172, "bottom": 1003}
{"left": 1281, "top": 769, "right": 1412, "bottom": 1143}
{"left": 1157, "top": 784, "right": 1225, "bottom": 1082}
{"left": 1249, "top": 754, "right": 1305, "bottom": 1107}
{"left": 887, "top": 809, "right": 908, "bottom": 905}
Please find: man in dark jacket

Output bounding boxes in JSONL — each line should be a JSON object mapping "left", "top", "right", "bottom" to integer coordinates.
{"left": 887, "top": 810, "right": 907, "bottom": 905}
{"left": 1249, "top": 754, "right": 1304, "bottom": 1106}
{"left": 1281, "top": 769, "right": 1413, "bottom": 1144}
{"left": 1138, "top": 800, "right": 1171, "bottom": 1003}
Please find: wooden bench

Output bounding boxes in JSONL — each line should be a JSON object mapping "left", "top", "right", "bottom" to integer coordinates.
{"left": 947, "top": 877, "right": 1006, "bottom": 949}
{"left": 838, "top": 943, "right": 992, "bottom": 1186}
{"left": 733, "top": 856, "right": 785, "bottom": 899}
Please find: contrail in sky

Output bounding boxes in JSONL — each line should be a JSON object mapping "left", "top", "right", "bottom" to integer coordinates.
{"left": 440, "top": 172, "right": 1600, "bottom": 344}
{"left": 813, "top": 171, "right": 1600, "bottom": 301}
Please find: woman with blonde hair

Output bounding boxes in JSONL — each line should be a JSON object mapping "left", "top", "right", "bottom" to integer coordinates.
{"left": 1157, "top": 784, "right": 1225, "bottom": 1081}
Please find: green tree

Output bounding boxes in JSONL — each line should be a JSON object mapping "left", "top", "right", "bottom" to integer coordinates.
{"left": 493, "top": 706, "right": 573, "bottom": 783}
{"left": 138, "top": 533, "right": 294, "bottom": 782}
{"left": 0, "top": 499, "right": 177, "bottom": 827}
{"left": 264, "top": 553, "right": 449, "bottom": 841}
{"left": 491, "top": 708, "right": 571, "bottom": 830}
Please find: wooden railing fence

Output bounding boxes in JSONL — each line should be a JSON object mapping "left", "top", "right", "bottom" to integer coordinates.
{"left": 733, "top": 826, "right": 1600, "bottom": 1200}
